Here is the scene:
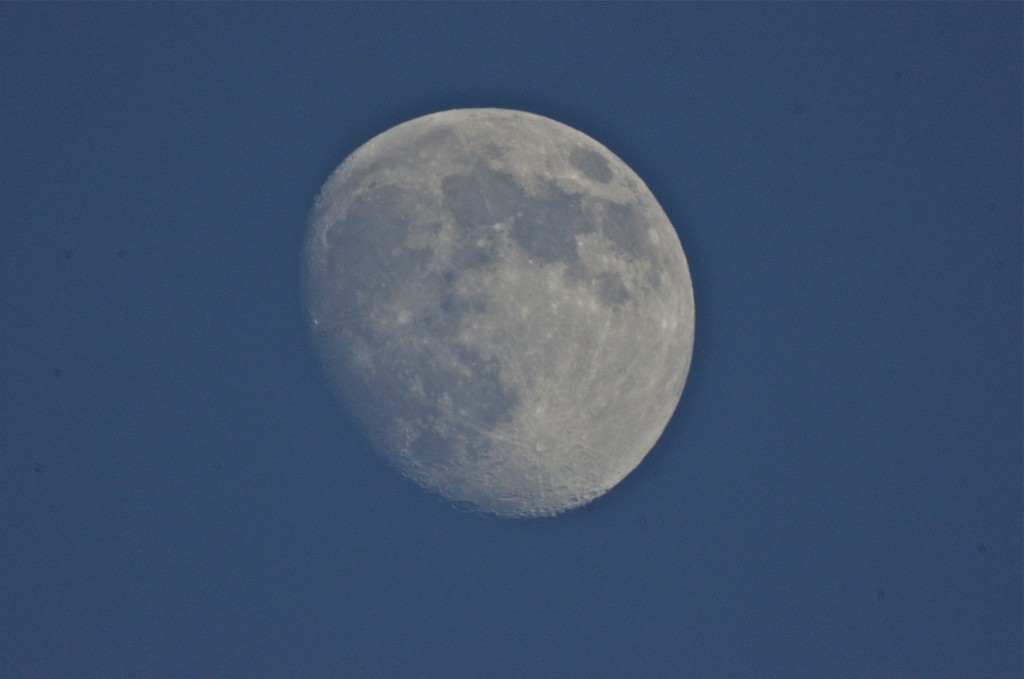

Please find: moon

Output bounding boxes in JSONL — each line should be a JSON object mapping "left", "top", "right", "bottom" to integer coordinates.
{"left": 303, "top": 108, "right": 694, "bottom": 517}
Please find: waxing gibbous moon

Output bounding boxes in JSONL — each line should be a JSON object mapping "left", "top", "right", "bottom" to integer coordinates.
{"left": 303, "top": 108, "right": 694, "bottom": 518}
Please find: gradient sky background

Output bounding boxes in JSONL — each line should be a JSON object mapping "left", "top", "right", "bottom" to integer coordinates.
{"left": 2, "top": 4, "right": 1021, "bottom": 678}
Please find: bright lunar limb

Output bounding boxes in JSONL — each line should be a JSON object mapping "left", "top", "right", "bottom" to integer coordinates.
{"left": 303, "top": 108, "right": 694, "bottom": 517}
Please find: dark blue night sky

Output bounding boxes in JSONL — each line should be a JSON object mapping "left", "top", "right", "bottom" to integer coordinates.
{"left": 2, "top": 4, "right": 1021, "bottom": 678}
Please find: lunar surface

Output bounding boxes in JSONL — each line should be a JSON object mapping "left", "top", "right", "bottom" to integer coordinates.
{"left": 303, "top": 108, "right": 694, "bottom": 517}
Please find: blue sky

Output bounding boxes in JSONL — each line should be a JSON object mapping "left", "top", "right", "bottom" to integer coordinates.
{"left": 2, "top": 4, "right": 1021, "bottom": 677}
